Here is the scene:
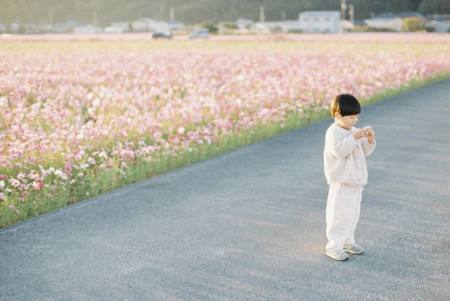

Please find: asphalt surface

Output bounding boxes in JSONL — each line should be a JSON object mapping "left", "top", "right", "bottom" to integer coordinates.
{"left": 1, "top": 79, "right": 450, "bottom": 301}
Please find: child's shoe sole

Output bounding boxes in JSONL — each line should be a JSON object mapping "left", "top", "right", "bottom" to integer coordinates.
{"left": 343, "top": 245, "right": 364, "bottom": 255}
{"left": 326, "top": 251, "right": 349, "bottom": 261}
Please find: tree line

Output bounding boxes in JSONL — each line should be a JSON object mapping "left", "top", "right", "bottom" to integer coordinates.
{"left": 0, "top": 0, "right": 448, "bottom": 25}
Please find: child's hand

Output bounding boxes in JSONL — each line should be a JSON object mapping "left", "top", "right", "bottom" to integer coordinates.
{"left": 352, "top": 129, "right": 367, "bottom": 140}
{"left": 367, "top": 132, "right": 374, "bottom": 145}
{"left": 363, "top": 126, "right": 375, "bottom": 144}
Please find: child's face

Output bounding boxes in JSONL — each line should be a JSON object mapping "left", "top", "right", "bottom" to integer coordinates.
{"left": 335, "top": 113, "right": 359, "bottom": 130}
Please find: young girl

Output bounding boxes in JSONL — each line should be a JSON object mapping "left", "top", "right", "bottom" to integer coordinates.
{"left": 323, "top": 94, "right": 376, "bottom": 261}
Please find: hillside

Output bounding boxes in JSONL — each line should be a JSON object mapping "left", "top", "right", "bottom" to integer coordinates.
{"left": 0, "top": 0, "right": 447, "bottom": 25}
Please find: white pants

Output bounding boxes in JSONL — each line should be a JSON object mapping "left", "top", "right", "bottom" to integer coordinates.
{"left": 325, "top": 182, "right": 363, "bottom": 252}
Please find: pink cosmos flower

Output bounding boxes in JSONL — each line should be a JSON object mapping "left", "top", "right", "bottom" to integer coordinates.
{"left": 54, "top": 170, "right": 68, "bottom": 181}
{"left": 9, "top": 178, "right": 21, "bottom": 188}
{"left": 64, "top": 162, "right": 73, "bottom": 175}
{"left": 177, "top": 127, "right": 185, "bottom": 135}
{"left": 1, "top": 34, "right": 449, "bottom": 203}
{"left": 32, "top": 180, "right": 44, "bottom": 191}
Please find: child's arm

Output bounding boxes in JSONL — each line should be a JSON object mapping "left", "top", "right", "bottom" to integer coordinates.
{"left": 328, "top": 132, "right": 359, "bottom": 158}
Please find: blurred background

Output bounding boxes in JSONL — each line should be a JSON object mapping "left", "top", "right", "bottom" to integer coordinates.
{"left": 0, "top": 0, "right": 449, "bottom": 35}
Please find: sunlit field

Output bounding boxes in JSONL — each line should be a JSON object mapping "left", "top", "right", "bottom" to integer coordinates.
{"left": 1, "top": 33, "right": 450, "bottom": 227}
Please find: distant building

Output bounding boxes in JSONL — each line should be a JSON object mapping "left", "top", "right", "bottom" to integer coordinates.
{"left": 105, "top": 22, "right": 130, "bottom": 33}
{"left": 426, "top": 14, "right": 450, "bottom": 32}
{"left": 168, "top": 20, "right": 185, "bottom": 31}
{"left": 236, "top": 19, "right": 254, "bottom": 29}
{"left": 9, "top": 23, "right": 20, "bottom": 32}
{"left": 131, "top": 18, "right": 160, "bottom": 32}
{"left": 251, "top": 22, "right": 270, "bottom": 33}
{"left": 364, "top": 14, "right": 402, "bottom": 31}
{"left": 131, "top": 19, "right": 150, "bottom": 32}
{"left": 52, "top": 21, "right": 76, "bottom": 33}
{"left": 252, "top": 21, "right": 303, "bottom": 33}
{"left": 364, "top": 12, "right": 425, "bottom": 31}
{"left": 148, "top": 22, "right": 170, "bottom": 34}
{"left": 22, "top": 24, "right": 45, "bottom": 34}
{"left": 40, "top": 24, "right": 54, "bottom": 32}
{"left": 73, "top": 25, "right": 102, "bottom": 34}
{"left": 130, "top": 18, "right": 170, "bottom": 33}
{"left": 248, "top": 11, "right": 341, "bottom": 34}
{"left": 298, "top": 11, "right": 341, "bottom": 33}
{"left": 104, "top": 26, "right": 124, "bottom": 34}
{"left": 364, "top": 12, "right": 425, "bottom": 32}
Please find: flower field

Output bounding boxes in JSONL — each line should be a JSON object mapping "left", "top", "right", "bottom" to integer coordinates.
{"left": 1, "top": 33, "right": 450, "bottom": 227}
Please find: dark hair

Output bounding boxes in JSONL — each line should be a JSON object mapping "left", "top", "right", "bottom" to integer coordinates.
{"left": 330, "top": 94, "right": 361, "bottom": 117}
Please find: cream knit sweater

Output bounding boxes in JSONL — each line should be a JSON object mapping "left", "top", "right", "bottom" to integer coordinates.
{"left": 323, "top": 121, "right": 376, "bottom": 186}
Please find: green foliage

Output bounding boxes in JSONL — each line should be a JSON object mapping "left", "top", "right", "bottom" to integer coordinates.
{"left": 202, "top": 22, "right": 218, "bottom": 33}
{"left": 0, "top": 102, "right": 324, "bottom": 228}
{"left": 17, "top": 24, "right": 26, "bottom": 34}
{"left": 402, "top": 16, "right": 426, "bottom": 32}
{"left": 223, "top": 22, "right": 238, "bottom": 30}
{"left": 418, "top": 0, "right": 450, "bottom": 14}
{"left": 0, "top": 0, "right": 440, "bottom": 25}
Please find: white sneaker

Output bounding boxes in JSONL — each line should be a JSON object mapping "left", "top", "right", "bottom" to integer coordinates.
{"left": 344, "top": 244, "right": 364, "bottom": 255}
{"left": 326, "top": 249, "right": 349, "bottom": 261}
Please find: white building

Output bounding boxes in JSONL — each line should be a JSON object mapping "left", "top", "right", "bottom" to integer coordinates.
{"left": 426, "top": 14, "right": 450, "bottom": 32}
{"left": 236, "top": 18, "right": 254, "bottom": 29}
{"left": 298, "top": 11, "right": 341, "bottom": 33}
{"left": 73, "top": 25, "right": 102, "bottom": 34}
{"left": 168, "top": 20, "right": 185, "bottom": 31}
{"left": 104, "top": 26, "right": 124, "bottom": 33}
{"left": 131, "top": 18, "right": 158, "bottom": 32}
{"left": 148, "top": 21, "right": 170, "bottom": 34}
{"left": 104, "top": 22, "right": 129, "bottom": 33}
{"left": 364, "top": 13, "right": 403, "bottom": 31}
{"left": 252, "top": 21, "right": 303, "bottom": 33}
{"left": 9, "top": 23, "right": 20, "bottom": 32}
{"left": 131, "top": 19, "right": 149, "bottom": 32}
{"left": 131, "top": 18, "right": 170, "bottom": 33}
{"left": 51, "top": 21, "right": 76, "bottom": 33}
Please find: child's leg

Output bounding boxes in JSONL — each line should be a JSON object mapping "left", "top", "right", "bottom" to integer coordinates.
{"left": 344, "top": 186, "right": 363, "bottom": 246}
{"left": 325, "top": 182, "right": 361, "bottom": 252}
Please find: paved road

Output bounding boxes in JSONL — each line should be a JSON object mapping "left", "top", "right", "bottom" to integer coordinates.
{"left": 1, "top": 80, "right": 449, "bottom": 301}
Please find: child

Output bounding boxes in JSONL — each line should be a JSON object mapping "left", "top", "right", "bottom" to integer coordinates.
{"left": 323, "top": 94, "right": 376, "bottom": 261}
